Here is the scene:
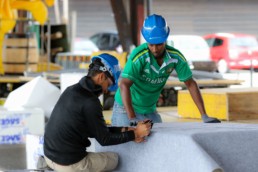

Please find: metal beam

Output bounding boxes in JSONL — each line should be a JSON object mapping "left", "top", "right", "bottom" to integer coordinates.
{"left": 110, "top": 0, "right": 133, "bottom": 52}
{"left": 130, "top": 0, "right": 144, "bottom": 46}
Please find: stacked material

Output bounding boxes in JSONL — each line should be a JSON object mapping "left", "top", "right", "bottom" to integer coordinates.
{"left": 2, "top": 33, "right": 39, "bottom": 74}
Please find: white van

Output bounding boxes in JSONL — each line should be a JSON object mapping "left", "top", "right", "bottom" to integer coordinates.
{"left": 167, "top": 35, "right": 216, "bottom": 72}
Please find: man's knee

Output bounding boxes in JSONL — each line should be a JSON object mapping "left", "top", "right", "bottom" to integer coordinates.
{"left": 106, "top": 152, "right": 119, "bottom": 170}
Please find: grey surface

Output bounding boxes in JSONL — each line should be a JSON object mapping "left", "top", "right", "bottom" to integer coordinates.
{"left": 94, "top": 122, "right": 258, "bottom": 172}
{"left": 0, "top": 144, "right": 27, "bottom": 170}
{"left": 2, "top": 122, "right": 258, "bottom": 172}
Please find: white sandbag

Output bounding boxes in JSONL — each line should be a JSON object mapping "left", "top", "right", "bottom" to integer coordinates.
{"left": 4, "top": 76, "right": 61, "bottom": 118}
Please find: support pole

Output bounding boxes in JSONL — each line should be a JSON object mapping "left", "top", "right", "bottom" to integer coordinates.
{"left": 47, "top": 20, "right": 51, "bottom": 72}
{"left": 70, "top": 11, "right": 77, "bottom": 52}
{"left": 110, "top": 0, "right": 133, "bottom": 52}
{"left": 54, "top": 0, "right": 61, "bottom": 24}
{"left": 130, "top": 0, "right": 144, "bottom": 46}
{"left": 146, "top": 0, "right": 152, "bottom": 16}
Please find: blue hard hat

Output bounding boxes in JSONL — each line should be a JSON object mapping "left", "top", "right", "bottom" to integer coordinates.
{"left": 141, "top": 14, "right": 170, "bottom": 44}
{"left": 91, "top": 53, "right": 121, "bottom": 91}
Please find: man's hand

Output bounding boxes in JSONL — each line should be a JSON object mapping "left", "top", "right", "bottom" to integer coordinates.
{"left": 127, "top": 127, "right": 146, "bottom": 143}
{"left": 202, "top": 114, "right": 221, "bottom": 123}
{"left": 134, "top": 137, "right": 145, "bottom": 143}
{"left": 143, "top": 119, "right": 153, "bottom": 129}
{"left": 134, "top": 121, "right": 152, "bottom": 139}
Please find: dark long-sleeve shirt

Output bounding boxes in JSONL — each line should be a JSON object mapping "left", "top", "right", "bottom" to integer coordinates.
{"left": 44, "top": 76, "right": 135, "bottom": 165}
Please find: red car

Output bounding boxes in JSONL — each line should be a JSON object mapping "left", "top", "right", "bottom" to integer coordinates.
{"left": 203, "top": 33, "right": 258, "bottom": 73}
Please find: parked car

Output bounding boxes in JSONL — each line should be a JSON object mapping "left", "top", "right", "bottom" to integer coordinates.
{"left": 73, "top": 38, "right": 99, "bottom": 55}
{"left": 166, "top": 35, "right": 216, "bottom": 72}
{"left": 203, "top": 33, "right": 258, "bottom": 73}
{"left": 89, "top": 31, "right": 122, "bottom": 52}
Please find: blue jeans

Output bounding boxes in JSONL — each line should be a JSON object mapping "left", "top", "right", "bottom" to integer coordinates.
{"left": 111, "top": 101, "right": 162, "bottom": 126}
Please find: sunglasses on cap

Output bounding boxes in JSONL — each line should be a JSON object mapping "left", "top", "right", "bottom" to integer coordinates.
{"left": 99, "top": 66, "right": 115, "bottom": 84}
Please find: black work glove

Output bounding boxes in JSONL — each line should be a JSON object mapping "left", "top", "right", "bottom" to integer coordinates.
{"left": 129, "top": 118, "right": 140, "bottom": 126}
{"left": 130, "top": 119, "right": 154, "bottom": 128}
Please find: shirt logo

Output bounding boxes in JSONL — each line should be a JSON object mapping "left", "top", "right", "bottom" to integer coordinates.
{"left": 145, "top": 57, "right": 150, "bottom": 63}
{"left": 144, "top": 69, "right": 150, "bottom": 74}
{"left": 142, "top": 75, "right": 167, "bottom": 84}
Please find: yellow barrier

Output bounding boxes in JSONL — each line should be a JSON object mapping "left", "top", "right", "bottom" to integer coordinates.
{"left": 79, "top": 62, "right": 90, "bottom": 70}
{"left": 178, "top": 88, "right": 258, "bottom": 121}
{"left": 37, "top": 62, "right": 63, "bottom": 72}
{"left": 178, "top": 90, "right": 227, "bottom": 120}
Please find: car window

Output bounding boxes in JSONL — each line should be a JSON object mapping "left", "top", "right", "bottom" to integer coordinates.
{"left": 205, "top": 38, "right": 223, "bottom": 47}
{"left": 89, "top": 32, "right": 121, "bottom": 51}
{"left": 205, "top": 38, "right": 214, "bottom": 47}
{"left": 90, "top": 34, "right": 100, "bottom": 45}
{"left": 111, "top": 35, "right": 120, "bottom": 49}
{"left": 213, "top": 38, "right": 223, "bottom": 47}
{"left": 229, "top": 37, "right": 258, "bottom": 48}
{"left": 98, "top": 34, "right": 110, "bottom": 50}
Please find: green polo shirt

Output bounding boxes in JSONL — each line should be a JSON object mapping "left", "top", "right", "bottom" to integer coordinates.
{"left": 115, "top": 43, "right": 192, "bottom": 114}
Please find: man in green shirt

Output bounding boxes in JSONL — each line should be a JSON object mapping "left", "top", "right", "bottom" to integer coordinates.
{"left": 112, "top": 14, "right": 220, "bottom": 126}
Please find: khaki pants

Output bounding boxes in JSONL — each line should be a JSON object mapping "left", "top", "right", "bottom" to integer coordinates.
{"left": 44, "top": 152, "right": 118, "bottom": 172}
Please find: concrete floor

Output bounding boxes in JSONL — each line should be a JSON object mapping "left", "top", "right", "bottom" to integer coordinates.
{"left": 1, "top": 106, "right": 258, "bottom": 171}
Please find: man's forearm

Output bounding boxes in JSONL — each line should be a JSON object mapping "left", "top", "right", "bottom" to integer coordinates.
{"left": 121, "top": 86, "right": 136, "bottom": 119}
{"left": 186, "top": 79, "right": 206, "bottom": 114}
